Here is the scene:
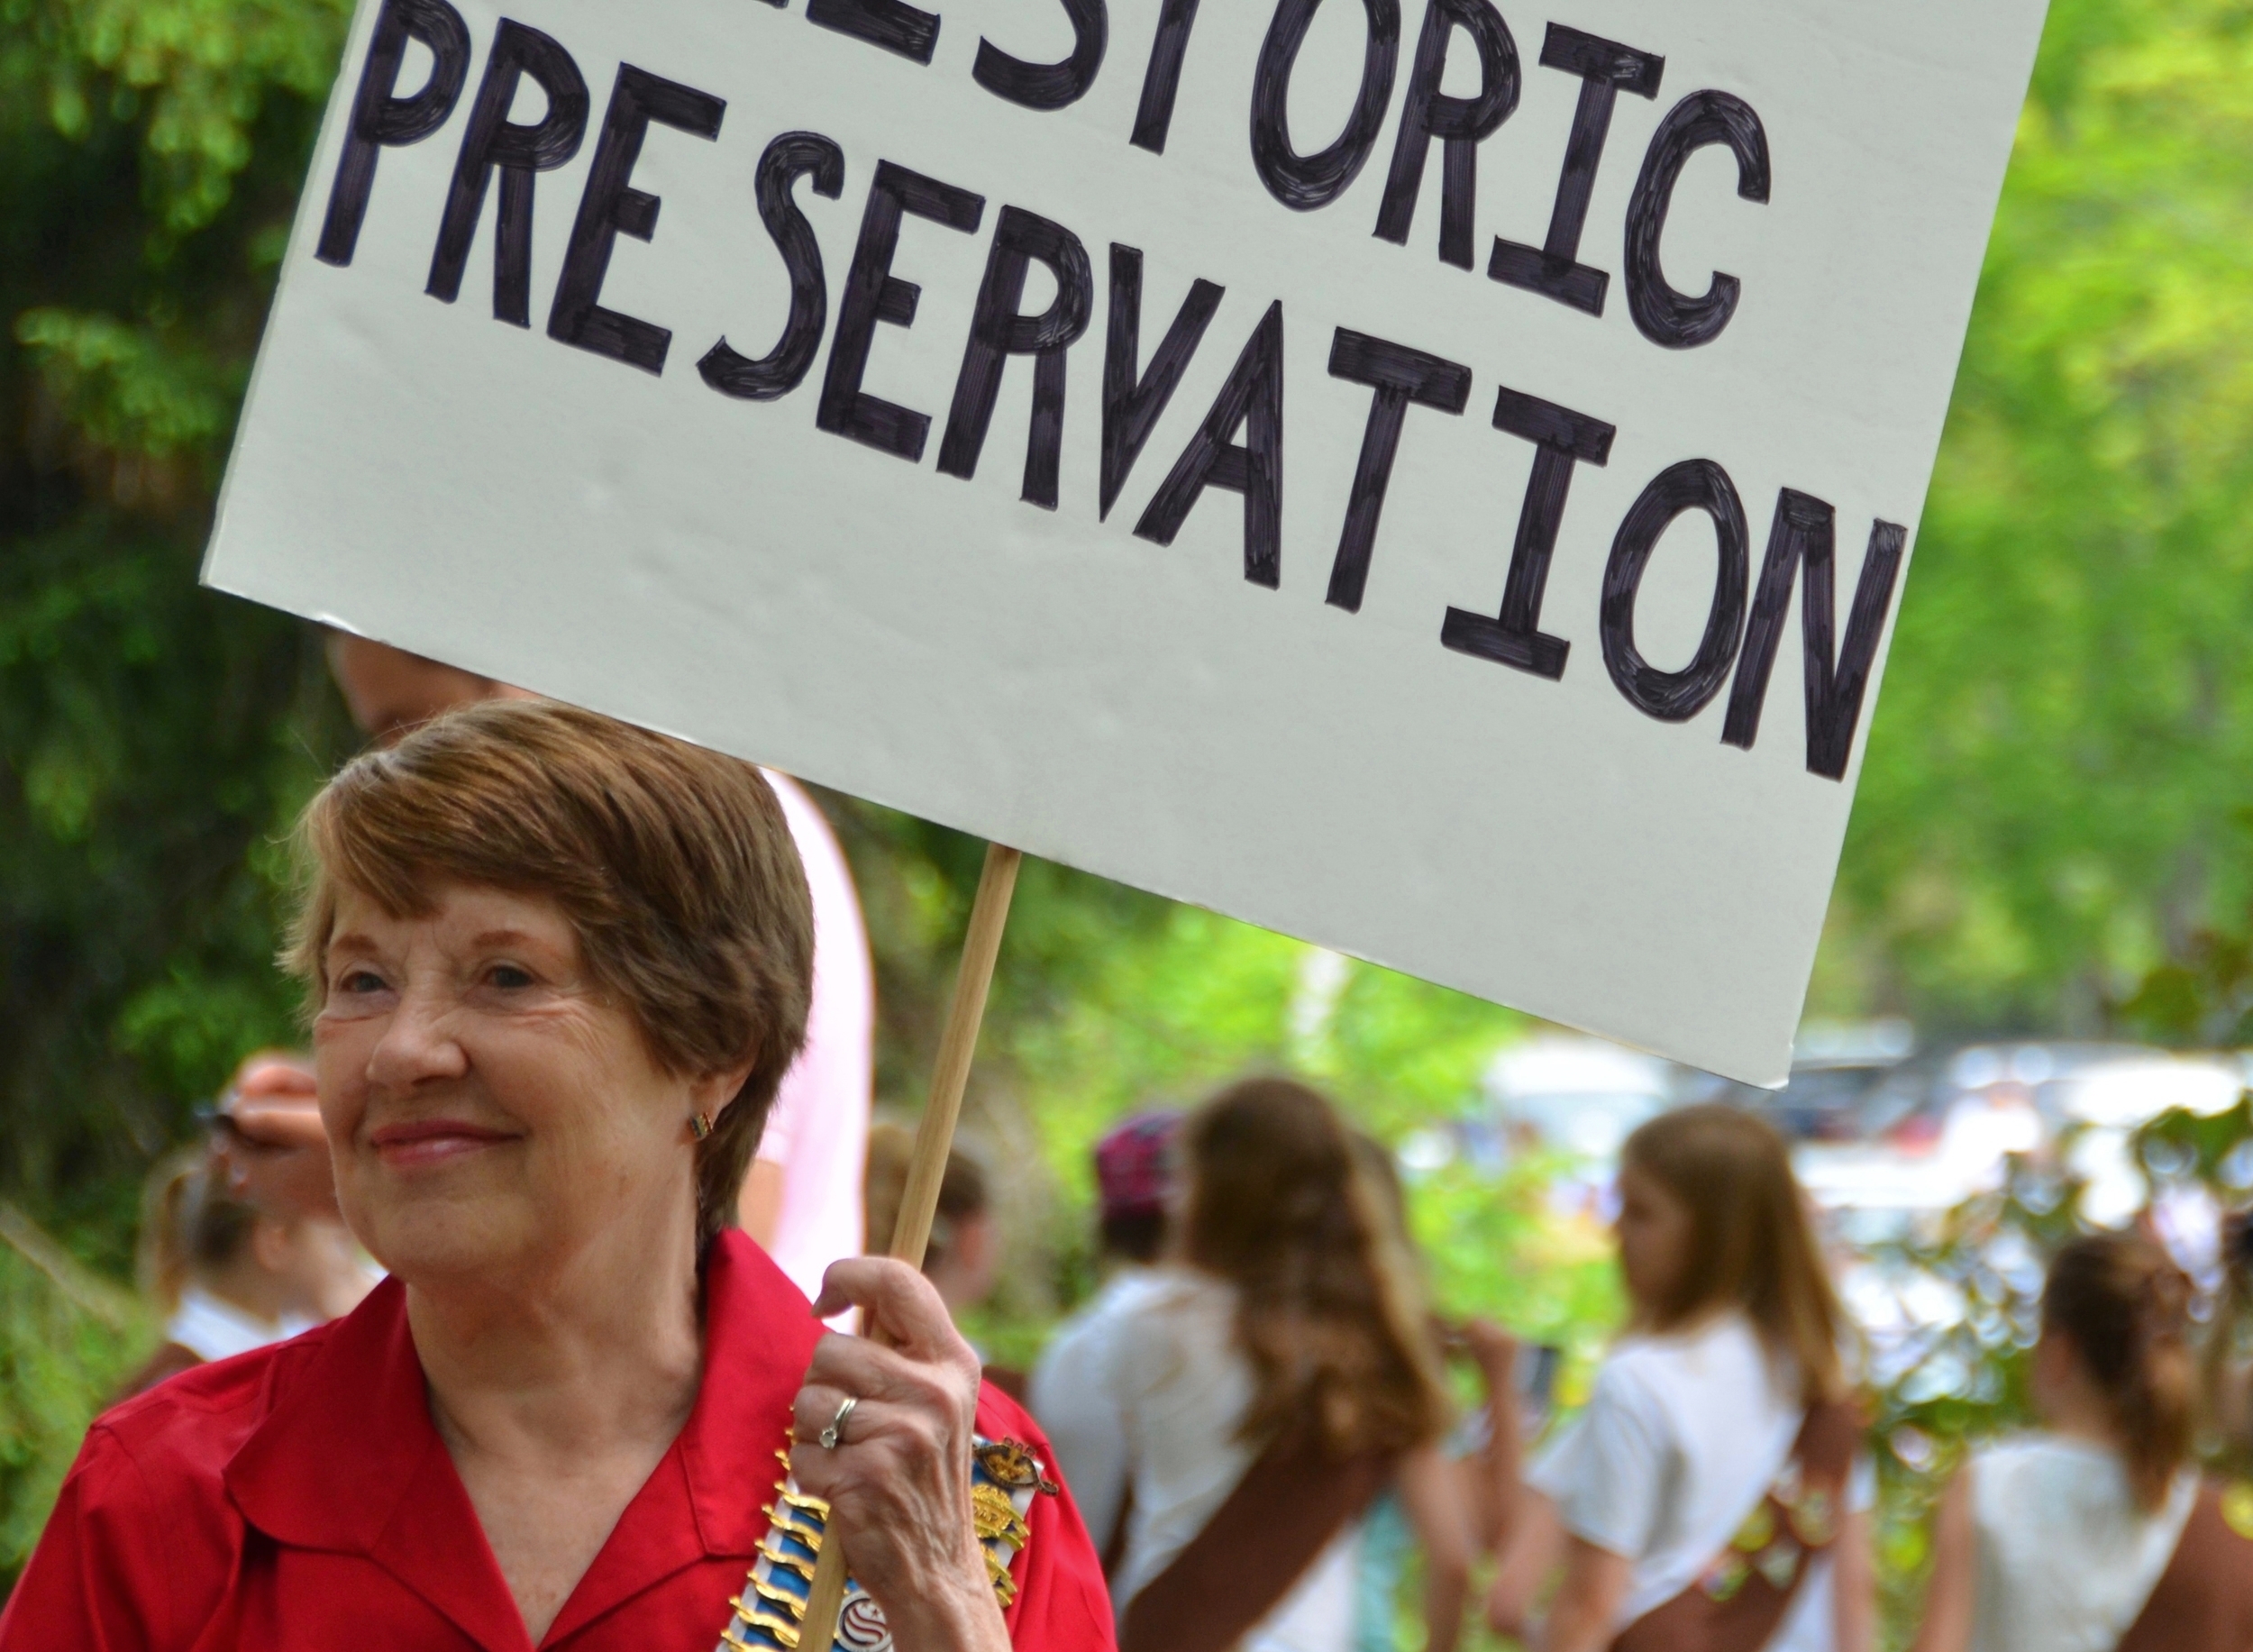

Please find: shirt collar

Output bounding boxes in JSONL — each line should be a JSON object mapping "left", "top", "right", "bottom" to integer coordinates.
{"left": 223, "top": 1232, "right": 823, "bottom": 1647}
{"left": 549, "top": 1234, "right": 821, "bottom": 1641}
{"left": 680, "top": 1231, "right": 825, "bottom": 1554}
{"left": 168, "top": 1286, "right": 286, "bottom": 1364}
{"left": 224, "top": 1273, "right": 527, "bottom": 1647}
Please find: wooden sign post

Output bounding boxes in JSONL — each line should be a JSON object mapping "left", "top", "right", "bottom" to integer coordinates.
{"left": 797, "top": 842, "right": 1022, "bottom": 1651}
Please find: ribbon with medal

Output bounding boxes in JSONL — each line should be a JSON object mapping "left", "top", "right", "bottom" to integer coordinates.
{"left": 1698, "top": 1451, "right": 1838, "bottom": 1604}
{"left": 717, "top": 1436, "right": 1058, "bottom": 1652}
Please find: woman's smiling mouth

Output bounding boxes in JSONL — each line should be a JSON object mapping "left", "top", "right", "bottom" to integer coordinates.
{"left": 367, "top": 1117, "right": 519, "bottom": 1169}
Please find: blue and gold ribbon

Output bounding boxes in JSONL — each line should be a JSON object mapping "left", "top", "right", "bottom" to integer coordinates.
{"left": 715, "top": 1437, "right": 1048, "bottom": 1652}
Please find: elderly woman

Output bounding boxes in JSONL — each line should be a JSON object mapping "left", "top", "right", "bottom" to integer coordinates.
{"left": 1, "top": 701, "right": 1109, "bottom": 1652}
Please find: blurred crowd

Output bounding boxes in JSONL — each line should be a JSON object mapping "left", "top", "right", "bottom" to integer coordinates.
{"left": 133, "top": 1015, "right": 2253, "bottom": 1651}
{"left": 1008, "top": 1084, "right": 2253, "bottom": 1652}
{"left": 71, "top": 634, "right": 2253, "bottom": 1651}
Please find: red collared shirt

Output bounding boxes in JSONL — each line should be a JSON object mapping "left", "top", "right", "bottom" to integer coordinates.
{"left": 1, "top": 1233, "right": 1115, "bottom": 1652}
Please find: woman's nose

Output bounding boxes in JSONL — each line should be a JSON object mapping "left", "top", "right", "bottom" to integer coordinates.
{"left": 365, "top": 984, "right": 470, "bottom": 1087}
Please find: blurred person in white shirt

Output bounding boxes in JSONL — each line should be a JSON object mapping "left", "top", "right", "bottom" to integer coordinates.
{"left": 1486, "top": 1104, "right": 1875, "bottom": 1652}
{"left": 1026, "top": 1109, "right": 1181, "bottom": 1559}
{"left": 1912, "top": 1231, "right": 2250, "bottom": 1652}
{"left": 1102, "top": 1080, "right": 1462, "bottom": 1652}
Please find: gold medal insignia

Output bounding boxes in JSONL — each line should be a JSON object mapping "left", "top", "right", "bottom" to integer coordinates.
{"left": 975, "top": 1438, "right": 1062, "bottom": 1497}
{"left": 1754, "top": 1536, "right": 1802, "bottom": 1591}
{"left": 1786, "top": 1486, "right": 1837, "bottom": 1548}
{"left": 716, "top": 1431, "right": 1045, "bottom": 1652}
{"left": 2223, "top": 1481, "right": 2253, "bottom": 1542}
{"left": 1700, "top": 1552, "right": 1751, "bottom": 1602}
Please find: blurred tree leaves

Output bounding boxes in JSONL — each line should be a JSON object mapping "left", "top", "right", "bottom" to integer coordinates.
{"left": 1, "top": 0, "right": 355, "bottom": 1266}
{"left": 0, "top": 1228, "right": 147, "bottom": 1573}
{"left": 2113, "top": 813, "right": 2253, "bottom": 1045}
{"left": 1838, "top": 0, "right": 2253, "bottom": 1033}
{"left": 833, "top": 808, "right": 1547, "bottom": 1337}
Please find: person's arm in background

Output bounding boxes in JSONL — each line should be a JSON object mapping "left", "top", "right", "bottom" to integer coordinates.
{"left": 216, "top": 1054, "right": 338, "bottom": 1220}
{"left": 2205, "top": 1218, "right": 2251, "bottom": 1463}
{"left": 1484, "top": 1492, "right": 1563, "bottom": 1641}
{"left": 1524, "top": 1537, "right": 1632, "bottom": 1652}
{"left": 1906, "top": 1468, "right": 1975, "bottom": 1652}
{"left": 741, "top": 1160, "right": 787, "bottom": 1247}
{"left": 1396, "top": 1446, "right": 1475, "bottom": 1652}
{"left": 746, "top": 770, "right": 873, "bottom": 1301}
{"left": 1489, "top": 1354, "right": 1660, "bottom": 1650}
{"left": 1831, "top": 1505, "right": 1876, "bottom": 1652}
{"left": 1458, "top": 1319, "right": 1522, "bottom": 1555}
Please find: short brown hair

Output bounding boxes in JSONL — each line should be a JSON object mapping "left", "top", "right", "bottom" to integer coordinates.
{"left": 286, "top": 698, "right": 815, "bottom": 1248}
{"left": 1621, "top": 1104, "right": 1848, "bottom": 1406}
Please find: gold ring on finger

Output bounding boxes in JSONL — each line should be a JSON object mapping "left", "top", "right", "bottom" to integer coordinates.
{"left": 818, "top": 1394, "right": 858, "bottom": 1451}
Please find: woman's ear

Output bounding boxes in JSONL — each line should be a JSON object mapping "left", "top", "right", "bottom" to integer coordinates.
{"left": 250, "top": 1214, "right": 297, "bottom": 1274}
{"left": 690, "top": 1061, "right": 758, "bottom": 1123}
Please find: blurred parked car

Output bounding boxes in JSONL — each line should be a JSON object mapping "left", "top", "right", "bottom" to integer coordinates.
{"left": 1399, "top": 1035, "right": 1686, "bottom": 1216}
{"left": 1401, "top": 1025, "right": 2249, "bottom": 1401}
{"left": 1407, "top": 1027, "right": 2247, "bottom": 1248}
{"left": 1707, "top": 1019, "right": 1920, "bottom": 1143}
{"left": 1783, "top": 1041, "right": 2246, "bottom": 1239}
{"left": 1485, "top": 1036, "right": 1680, "bottom": 1165}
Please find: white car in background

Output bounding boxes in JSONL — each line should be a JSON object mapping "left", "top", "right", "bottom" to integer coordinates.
{"left": 1406, "top": 1027, "right": 2246, "bottom": 1250}
{"left": 1399, "top": 1034, "right": 1684, "bottom": 1215}
{"left": 1789, "top": 1042, "right": 2245, "bottom": 1239}
{"left": 1401, "top": 1027, "right": 2248, "bottom": 1392}
{"left": 1486, "top": 1037, "right": 1680, "bottom": 1164}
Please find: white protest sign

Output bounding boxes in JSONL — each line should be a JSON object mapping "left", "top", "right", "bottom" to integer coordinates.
{"left": 204, "top": 0, "right": 2048, "bottom": 1084}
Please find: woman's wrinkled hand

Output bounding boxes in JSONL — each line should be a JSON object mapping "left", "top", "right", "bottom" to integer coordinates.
{"left": 789, "top": 1258, "right": 1011, "bottom": 1652}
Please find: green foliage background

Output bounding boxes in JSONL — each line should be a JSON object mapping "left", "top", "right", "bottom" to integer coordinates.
{"left": 1830, "top": 0, "right": 2253, "bottom": 1030}
{"left": 6, "top": 0, "right": 2253, "bottom": 1639}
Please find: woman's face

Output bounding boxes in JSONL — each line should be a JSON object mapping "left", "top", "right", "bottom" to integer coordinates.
{"left": 1613, "top": 1162, "right": 1694, "bottom": 1313}
{"left": 313, "top": 881, "right": 728, "bottom": 1286}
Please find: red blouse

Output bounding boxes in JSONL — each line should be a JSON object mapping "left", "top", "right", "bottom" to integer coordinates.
{"left": 0, "top": 1233, "right": 1115, "bottom": 1652}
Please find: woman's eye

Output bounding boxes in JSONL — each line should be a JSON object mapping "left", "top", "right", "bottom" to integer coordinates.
{"left": 488, "top": 963, "right": 534, "bottom": 990}
{"left": 337, "top": 969, "right": 387, "bottom": 995}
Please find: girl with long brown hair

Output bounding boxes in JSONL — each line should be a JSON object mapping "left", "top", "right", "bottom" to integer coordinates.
{"left": 1912, "top": 1230, "right": 2253, "bottom": 1652}
{"left": 1487, "top": 1103, "right": 1874, "bottom": 1652}
{"left": 1107, "top": 1076, "right": 1460, "bottom": 1652}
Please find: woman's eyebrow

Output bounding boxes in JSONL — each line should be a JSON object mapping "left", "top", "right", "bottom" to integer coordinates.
{"left": 468, "top": 929, "right": 550, "bottom": 951}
